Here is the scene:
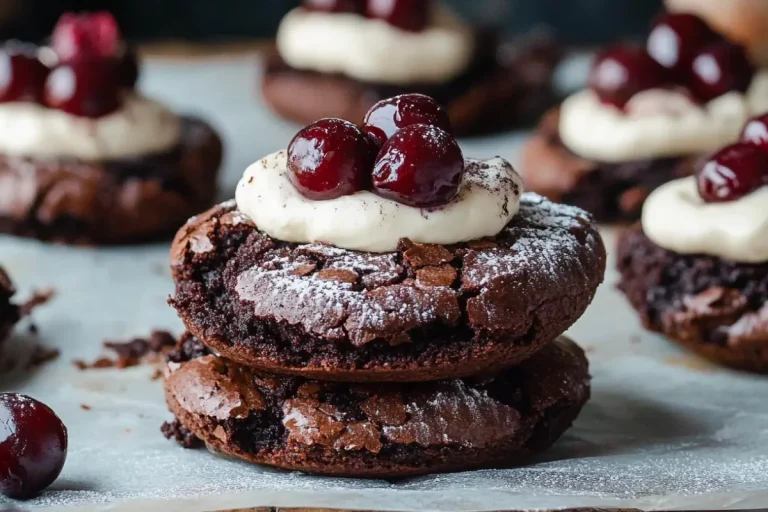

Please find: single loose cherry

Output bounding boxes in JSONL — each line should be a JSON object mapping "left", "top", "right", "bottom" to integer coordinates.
{"left": 287, "top": 118, "right": 374, "bottom": 200}
{"left": 696, "top": 143, "right": 768, "bottom": 202}
{"left": 363, "top": 93, "right": 453, "bottom": 147}
{"left": 44, "top": 59, "right": 121, "bottom": 118}
{"left": 588, "top": 45, "right": 668, "bottom": 109}
{"left": 51, "top": 11, "right": 121, "bottom": 62}
{"left": 647, "top": 12, "right": 721, "bottom": 80}
{"left": 0, "top": 393, "right": 68, "bottom": 500}
{"left": 366, "top": 0, "right": 430, "bottom": 32}
{"left": 372, "top": 124, "right": 464, "bottom": 208}
{"left": 303, "top": 0, "right": 366, "bottom": 13}
{"left": 0, "top": 46, "right": 49, "bottom": 103}
{"left": 741, "top": 113, "right": 768, "bottom": 153}
{"left": 689, "top": 42, "right": 755, "bottom": 103}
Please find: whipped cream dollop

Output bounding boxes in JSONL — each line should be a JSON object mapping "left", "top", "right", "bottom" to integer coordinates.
{"left": 559, "top": 71, "right": 768, "bottom": 162}
{"left": 235, "top": 150, "right": 523, "bottom": 253}
{"left": 276, "top": 6, "right": 475, "bottom": 85}
{"left": 642, "top": 177, "right": 768, "bottom": 263}
{"left": 0, "top": 95, "right": 181, "bottom": 161}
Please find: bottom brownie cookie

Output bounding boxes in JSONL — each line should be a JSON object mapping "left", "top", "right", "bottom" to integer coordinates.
{"left": 0, "top": 117, "right": 222, "bottom": 245}
{"left": 163, "top": 334, "right": 590, "bottom": 478}
{"left": 0, "top": 267, "right": 19, "bottom": 344}
{"left": 521, "top": 109, "right": 693, "bottom": 223}
{"left": 618, "top": 225, "right": 768, "bottom": 372}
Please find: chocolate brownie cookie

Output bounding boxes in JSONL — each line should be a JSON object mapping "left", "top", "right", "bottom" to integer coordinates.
{"left": 262, "top": 38, "right": 562, "bottom": 137}
{"left": 0, "top": 117, "right": 222, "bottom": 245}
{"left": 164, "top": 333, "right": 590, "bottom": 478}
{"left": 0, "top": 267, "right": 19, "bottom": 345}
{"left": 169, "top": 193, "right": 605, "bottom": 382}
{"left": 618, "top": 225, "right": 768, "bottom": 372}
{"left": 521, "top": 109, "right": 694, "bottom": 223}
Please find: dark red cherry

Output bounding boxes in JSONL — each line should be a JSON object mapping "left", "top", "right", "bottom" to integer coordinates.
{"left": 690, "top": 42, "right": 755, "bottom": 103}
{"left": 363, "top": 93, "right": 452, "bottom": 146}
{"left": 367, "top": 0, "right": 430, "bottom": 32}
{"left": 647, "top": 13, "right": 721, "bottom": 79}
{"left": 287, "top": 118, "right": 374, "bottom": 200}
{"left": 372, "top": 124, "right": 464, "bottom": 208}
{"left": 741, "top": 113, "right": 768, "bottom": 153}
{"left": 696, "top": 143, "right": 768, "bottom": 202}
{"left": 0, "top": 46, "right": 49, "bottom": 103}
{"left": 44, "top": 59, "right": 121, "bottom": 118}
{"left": 0, "top": 393, "right": 68, "bottom": 500}
{"left": 116, "top": 46, "right": 139, "bottom": 89}
{"left": 588, "top": 45, "right": 668, "bottom": 109}
{"left": 303, "top": 0, "right": 366, "bottom": 13}
{"left": 51, "top": 11, "right": 121, "bottom": 62}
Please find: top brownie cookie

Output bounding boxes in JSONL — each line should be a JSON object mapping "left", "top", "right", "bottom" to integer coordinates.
{"left": 169, "top": 193, "right": 605, "bottom": 382}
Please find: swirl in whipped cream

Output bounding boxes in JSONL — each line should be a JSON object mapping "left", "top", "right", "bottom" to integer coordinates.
{"left": 559, "top": 71, "right": 768, "bottom": 162}
{"left": 0, "top": 94, "right": 181, "bottom": 160}
{"left": 276, "top": 6, "right": 474, "bottom": 85}
{"left": 235, "top": 150, "right": 523, "bottom": 252}
{"left": 642, "top": 177, "right": 768, "bottom": 263}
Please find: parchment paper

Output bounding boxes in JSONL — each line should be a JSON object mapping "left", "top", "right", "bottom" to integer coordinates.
{"left": 0, "top": 55, "right": 767, "bottom": 512}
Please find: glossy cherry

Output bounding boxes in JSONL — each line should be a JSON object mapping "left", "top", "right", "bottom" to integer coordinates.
{"left": 647, "top": 12, "right": 720, "bottom": 79}
{"left": 303, "top": 0, "right": 365, "bottom": 13}
{"left": 0, "top": 46, "right": 49, "bottom": 103}
{"left": 689, "top": 42, "right": 755, "bottom": 103}
{"left": 44, "top": 59, "right": 121, "bottom": 118}
{"left": 287, "top": 118, "right": 374, "bottom": 200}
{"left": 51, "top": 11, "right": 121, "bottom": 62}
{"left": 696, "top": 143, "right": 768, "bottom": 202}
{"left": 366, "top": 0, "right": 430, "bottom": 32}
{"left": 372, "top": 124, "right": 464, "bottom": 207}
{"left": 588, "top": 45, "right": 668, "bottom": 109}
{"left": 363, "top": 93, "right": 452, "bottom": 147}
{"left": 0, "top": 393, "right": 68, "bottom": 500}
{"left": 740, "top": 113, "right": 768, "bottom": 153}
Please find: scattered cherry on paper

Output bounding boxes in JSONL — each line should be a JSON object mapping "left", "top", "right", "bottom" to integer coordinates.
{"left": 0, "top": 393, "right": 68, "bottom": 500}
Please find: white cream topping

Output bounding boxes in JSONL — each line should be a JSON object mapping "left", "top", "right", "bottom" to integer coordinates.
{"left": 559, "top": 71, "right": 768, "bottom": 162}
{"left": 276, "top": 6, "right": 475, "bottom": 85}
{"left": 642, "top": 177, "right": 768, "bottom": 263}
{"left": 0, "top": 94, "right": 181, "bottom": 160}
{"left": 235, "top": 150, "right": 523, "bottom": 253}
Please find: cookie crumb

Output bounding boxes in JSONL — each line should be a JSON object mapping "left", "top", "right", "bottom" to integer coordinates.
{"left": 161, "top": 419, "right": 202, "bottom": 449}
{"left": 80, "top": 404, "right": 92, "bottom": 411}
{"left": 74, "top": 330, "right": 176, "bottom": 370}
{"left": 25, "top": 344, "right": 60, "bottom": 370}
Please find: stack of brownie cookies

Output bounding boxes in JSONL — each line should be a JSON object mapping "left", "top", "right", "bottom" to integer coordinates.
{"left": 163, "top": 94, "right": 606, "bottom": 477}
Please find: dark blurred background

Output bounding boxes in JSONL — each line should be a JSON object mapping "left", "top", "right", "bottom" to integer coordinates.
{"left": 2, "top": 0, "right": 662, "bottom": 45}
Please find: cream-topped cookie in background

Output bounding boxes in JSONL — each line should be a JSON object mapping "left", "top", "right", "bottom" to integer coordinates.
{"left": 521, "top": 10, "right": 768, "bottom": 223}
{"left": 618, "top": 110, "right": 768, "bottom": 373}
{"left": 261, "top": 0, "right": 563, "bottom": 136}
{"left": 0, "top": 11, "right": 223, "bottom": 244}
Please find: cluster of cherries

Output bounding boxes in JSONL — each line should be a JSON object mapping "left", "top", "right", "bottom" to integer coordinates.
{"left": 0, "top": 11, "right": 137, "bottom": 118}
{"left": 0, "top": 393, "right": 68, "bottom": 499}
{"left": 697, "top": 113, "right": 768, "bottom": 202}
{"left": 303, "top": 0, "right": 431, "bottom": 32}
{"left": 590, "top": 12, "right": 755, "bottom": 108}
{"left": 287, "top": 93, "right": 464, "bottom": 208}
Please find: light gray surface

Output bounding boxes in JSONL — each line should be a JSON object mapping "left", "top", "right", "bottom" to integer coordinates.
{"left": 0, "top": 55, "right": 767, "bottom": 511}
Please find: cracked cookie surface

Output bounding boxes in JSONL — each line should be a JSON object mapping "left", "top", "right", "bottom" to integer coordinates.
{"left": 0, "top": 117, "right": 222, "bottom": 244}
{"left": 164, "top": 333, "right": 590, "bottom": 478}
{"left": 618, "top": 224, "right": 768, "bottom": 372}
{"left": 169, "top": 193, "right": 605, "bottom": 382}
